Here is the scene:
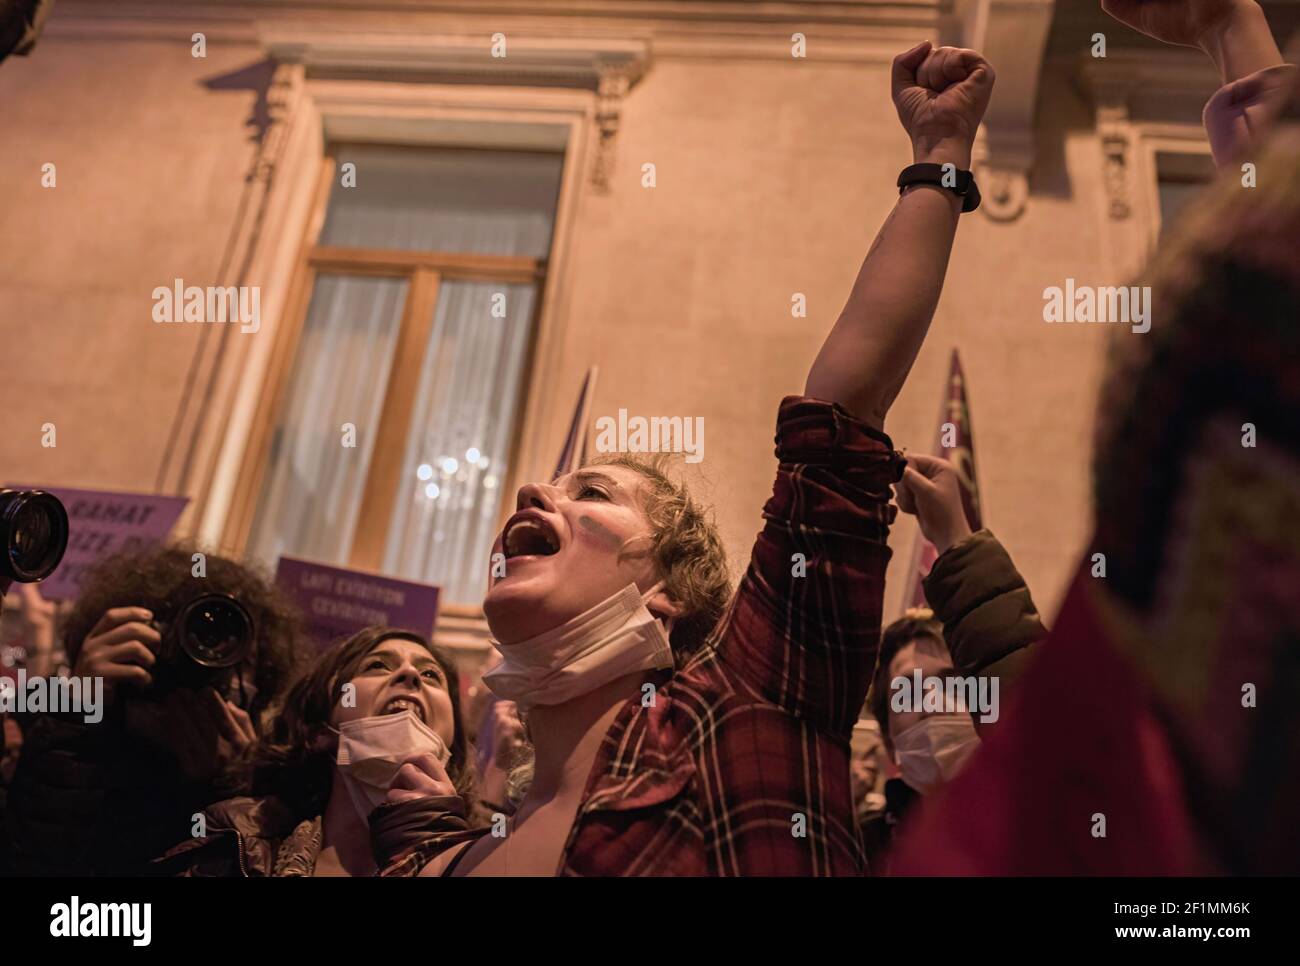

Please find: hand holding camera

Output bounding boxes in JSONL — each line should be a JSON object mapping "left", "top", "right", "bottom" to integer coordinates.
{"left": 78, "top": 592, "right": 260, "bottom": 779}
{"left": 73, "top": 606, "right": 159, "bottom": 699}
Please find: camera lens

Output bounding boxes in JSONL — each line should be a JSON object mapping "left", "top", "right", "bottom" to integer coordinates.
{"left": 0, "top": 490, "right": 69, "bottom": 582}
{"left": 178, "top": 594, "right": 253, "bottom": 669}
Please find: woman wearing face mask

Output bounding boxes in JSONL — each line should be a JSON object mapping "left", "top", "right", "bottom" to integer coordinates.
{"left": 860, "top": 503, "right": 1046, "bottom": 877}
{"left": 158, "top": 627, "right": 478, "bottom": 876}
{"left": 874, "top": 612, "right": 982, "bottom": 791}
{"left": 377, "top": 40, "right": 998, "bottom": 877}
{"left": 859, "top": 612, "right": 981, "bottom": 874}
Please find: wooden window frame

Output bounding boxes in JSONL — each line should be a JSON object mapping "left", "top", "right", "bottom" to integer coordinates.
{"left": 196, "top": 74, "right": 602, "bottom": 647}
{"left": 1134, "top": 129, "right": 1214, "bottom": 248}
{"left": 222, "top": 148, "right": 551, "bottom": 610}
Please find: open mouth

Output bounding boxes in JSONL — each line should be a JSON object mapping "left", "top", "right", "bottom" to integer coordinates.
{"left": 502, "top": 512, "right": 561, "bottom": 560}
{"left": 380, "top": 696, "right": 425, "bottom": 722}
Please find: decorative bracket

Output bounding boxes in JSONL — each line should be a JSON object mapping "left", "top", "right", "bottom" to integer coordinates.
{"left": 252, "top": 61, "right": 305, "bottom": 185}
{"left": 956, "top": 0, "right": 1055, "bottom": 221}
{"left": 954, "top": 0, "right": 1056, "bottom": 222}
{"left": 1097, "top": 100, "right": 1133, "bottom": 220}
{"left": 1079, "top": 49, "right": 1222, "bottom": 223}
{"left": 593, "top": 62, "right": 635, "bottom": 193}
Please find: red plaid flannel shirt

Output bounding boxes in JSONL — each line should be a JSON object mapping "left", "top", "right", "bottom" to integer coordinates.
{"left": 554, "top": 396, "right": 902, "bottom": 875}
{"left": 387, "top": 396, "right": 903, "bottom": 876}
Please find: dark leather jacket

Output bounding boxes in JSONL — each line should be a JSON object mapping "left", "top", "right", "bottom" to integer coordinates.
{"left": 157, "top": 793, "right": 476, "bottom": 877}
{"left": 156, "top": 795, "right": 322, "bottom": 877}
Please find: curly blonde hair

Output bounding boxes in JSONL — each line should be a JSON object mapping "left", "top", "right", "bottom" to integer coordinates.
{"left": 586, "top": 452, "right": 733, "bottom": 661}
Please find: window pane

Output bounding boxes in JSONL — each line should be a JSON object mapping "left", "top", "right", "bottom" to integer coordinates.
{"left": 248, "top": 274, "right": 408, "bottom": 569}
{"left": 320, "top": 145, "right": 564, "bottom": 257}
{"left": 382, "top": 281, "right": 536, "bottom": 605}
{"left": 1156, "top": 152, "right": 1214, "bottom": 238}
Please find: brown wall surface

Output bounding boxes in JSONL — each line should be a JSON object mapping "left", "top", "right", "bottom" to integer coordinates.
{"left": 1, "top": 0, "right": 1231, "bottom": 632}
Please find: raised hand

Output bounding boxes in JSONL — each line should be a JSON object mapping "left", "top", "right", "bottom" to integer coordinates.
{"left": 386, "top": 751, "right": 458, "bottom": 804}
{"left": 893, "top": 453, "right": 974, "bottom": 555}
{"left": 806, "top": 42, "right": 995, "bottom": 428}
{"left": 891, "top": 41, "right": 995, "bottom": 169}
{"left": 1100, "top": 0, "right": 1254, "bottom": 49}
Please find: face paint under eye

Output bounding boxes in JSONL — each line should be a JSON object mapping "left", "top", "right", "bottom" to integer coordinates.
{"left": 578, "top": 514, "right": 625, "bottom": 551}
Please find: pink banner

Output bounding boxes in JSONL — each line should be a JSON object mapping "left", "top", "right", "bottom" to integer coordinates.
{"left": 6, "top": 484, "right": 189, "bottom": 601}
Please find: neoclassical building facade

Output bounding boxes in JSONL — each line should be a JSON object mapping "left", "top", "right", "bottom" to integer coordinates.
{"left": 6, "top": 0, "right": 1293, "bottom": 657}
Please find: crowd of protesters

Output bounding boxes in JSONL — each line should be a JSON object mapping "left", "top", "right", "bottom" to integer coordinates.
{"left": 1, "top": 0, "right": 1297, "bottom": 876}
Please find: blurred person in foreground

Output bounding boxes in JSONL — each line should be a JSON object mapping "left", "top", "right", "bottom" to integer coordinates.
{"left": 0, "top": 0, "right": 53, "bottom": 66}
{"left": 892, "top": 0, "right": 1300, "bottom": 874}
{"left": 3, "top": 543, "right": 302, "bottom": 875}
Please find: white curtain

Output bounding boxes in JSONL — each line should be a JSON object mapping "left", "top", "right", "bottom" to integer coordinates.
{"left": 248, "top": 274, "right": 407, "bottom": 568}
{"left": 321, "top": 145, "right": 563, "bottom": 257}
{"left": 250, "top": 144, "right": 562, "bottom": 604}
{"left": 382, "top": 281, "right": 536, "bottom": 605}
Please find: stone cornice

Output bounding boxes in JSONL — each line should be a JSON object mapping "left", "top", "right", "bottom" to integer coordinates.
{"left": 45, "top": 0, "right": 946, "bottom": 62}
{"left": 261, "top": 28, "right": 649, "bottom": 88}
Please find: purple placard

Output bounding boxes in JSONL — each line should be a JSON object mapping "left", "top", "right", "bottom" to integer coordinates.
{"left": 274, "top": 555, "right": 441, "bottom": 652}
{"left": 7, "top": 485, "right": 189, "bottom": 601}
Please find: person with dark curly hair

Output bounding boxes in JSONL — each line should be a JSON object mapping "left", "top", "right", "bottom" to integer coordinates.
{"left": 2, "top": 543, "right": 304, "bottom": 875}
{"left": 158, "top": 627, "right": 480, "bottom": 876}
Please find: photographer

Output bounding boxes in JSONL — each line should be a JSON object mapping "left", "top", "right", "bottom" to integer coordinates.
{"left": 3, "top": 543, "right": 303, "bottom": 875}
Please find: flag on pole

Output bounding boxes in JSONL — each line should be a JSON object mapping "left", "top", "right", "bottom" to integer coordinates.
{"left": 904, "top": 349, "right": 982, "bottom": 608}
{"left": 552, "top": 366, "right": 599, "bottom": 480}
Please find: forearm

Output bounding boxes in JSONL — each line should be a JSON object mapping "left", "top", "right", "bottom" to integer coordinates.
{"left": 1199, "top": 1, "right": 1283, "bottom": 83}
{"left": 805, "top": 176, "right": 961, "bottom": 430}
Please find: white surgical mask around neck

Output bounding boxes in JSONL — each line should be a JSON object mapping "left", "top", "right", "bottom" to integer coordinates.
{"left": 482, "top": 581, "right": 675, "bottom": 712}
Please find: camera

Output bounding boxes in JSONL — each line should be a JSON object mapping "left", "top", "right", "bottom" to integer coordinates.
{"left": 149, "top": 593, "right": 256, "bottom": 696}
{"left": 0, "top": 488, "right": 69, "bottom": 585}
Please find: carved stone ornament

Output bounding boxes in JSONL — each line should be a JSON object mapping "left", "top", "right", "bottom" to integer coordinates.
{"left": 978, "top": 165, "right": 1030, "bottom": 222}
{"left": 1097, "top": 102, "right": 1132, "bottom": 221}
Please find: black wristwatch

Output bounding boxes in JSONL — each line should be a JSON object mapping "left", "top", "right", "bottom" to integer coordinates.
{"left": 897, "top": 163, "right": 981, "bottom": 213}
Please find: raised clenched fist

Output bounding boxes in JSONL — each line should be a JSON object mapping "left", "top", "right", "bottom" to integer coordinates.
{"left": 891, "top": 41, "right": 995, "bottom": 169}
